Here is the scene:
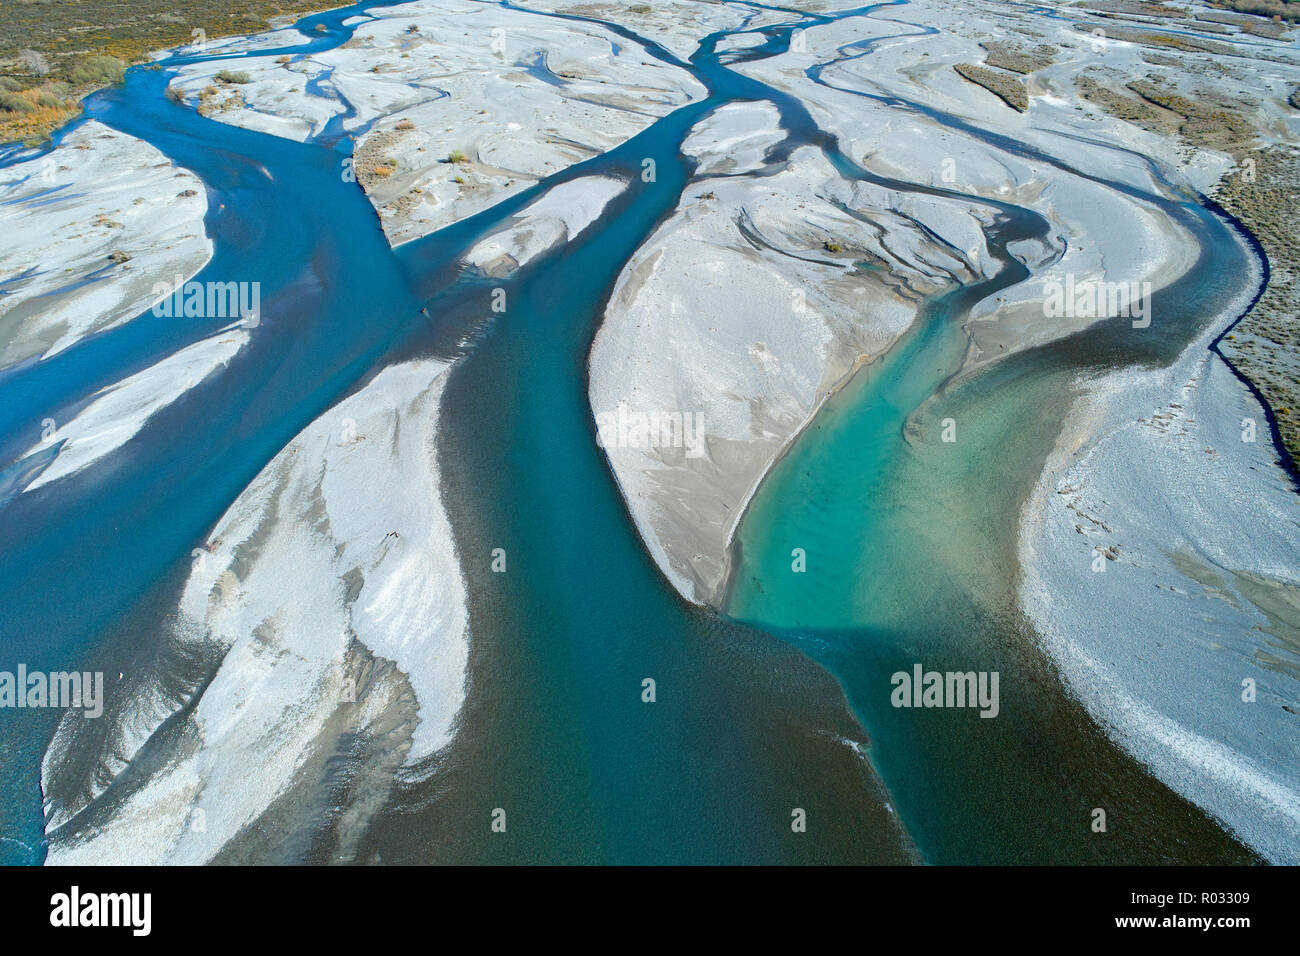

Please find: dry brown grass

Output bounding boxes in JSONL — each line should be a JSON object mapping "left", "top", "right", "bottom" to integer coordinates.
{"left": 0, "top": 99, "right": 79, "bottom": 143}
{"left": 1215, "top": 147, "right": 1300, "bottom": 462}
{"left": 953, "top": 63, "right": 1028, "bottom": 112}
{"left": 1207, "top": 0, "right": 1300, "bottom": 23}
{"left": 980, "top": 40, "right": 1056, "bottom": 75}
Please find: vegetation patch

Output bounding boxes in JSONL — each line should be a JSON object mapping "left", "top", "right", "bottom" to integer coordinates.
{"left": 1140, "top": 52, "right": 1183, "bottom": 67}
{"left": 353, "top": 125, "right": 412, "bottom": 189}
{"left": 980, "top": 40, "right": 1056, "bottom": 75}
{"left": 953, "top": 63, "right": 1028, "bottom": 112}
{"left": 1215, "top": 147, "right": 1300, "bottom": 464}
{"left": 1126, "top": 77, "right": 1256, "bottom": 152}
{"left": 1077, "top": 1, "right": 1181, "bottom": 17}
{"left": 1207, "top": 0, "right": 1300, "bottom": 24}
{"left": 1097, "top": 24, "right": 1243, "bottom": 57}
{"left": 196, "top": 82, "right": 246, "bottom": 117}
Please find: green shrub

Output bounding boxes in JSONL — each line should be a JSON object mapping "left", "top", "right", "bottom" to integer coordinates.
{"left": 0, "top": 91, "right": 35, "bottom": 114}
{"left": 216, "top": 69, "right": 251, "bottom": 84}
{"left": 65, "top": 54, "right": 125, "bottom": 87}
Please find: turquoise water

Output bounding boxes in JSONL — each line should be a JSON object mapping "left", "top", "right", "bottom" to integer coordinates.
{"left": 0, "top": 0, "right": 1262, "bottom": 863}
{"left": 729, "top": 183, "right": 1263, "bottom": 861}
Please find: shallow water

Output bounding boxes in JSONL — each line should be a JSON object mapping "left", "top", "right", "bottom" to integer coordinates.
{"left": 728, "top": 159, "right": 1263, "bottom": 862}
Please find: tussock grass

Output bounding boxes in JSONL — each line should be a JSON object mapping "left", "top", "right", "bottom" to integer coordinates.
{"left": 953, "top": 63, "right": 1028, "bottom": 112}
